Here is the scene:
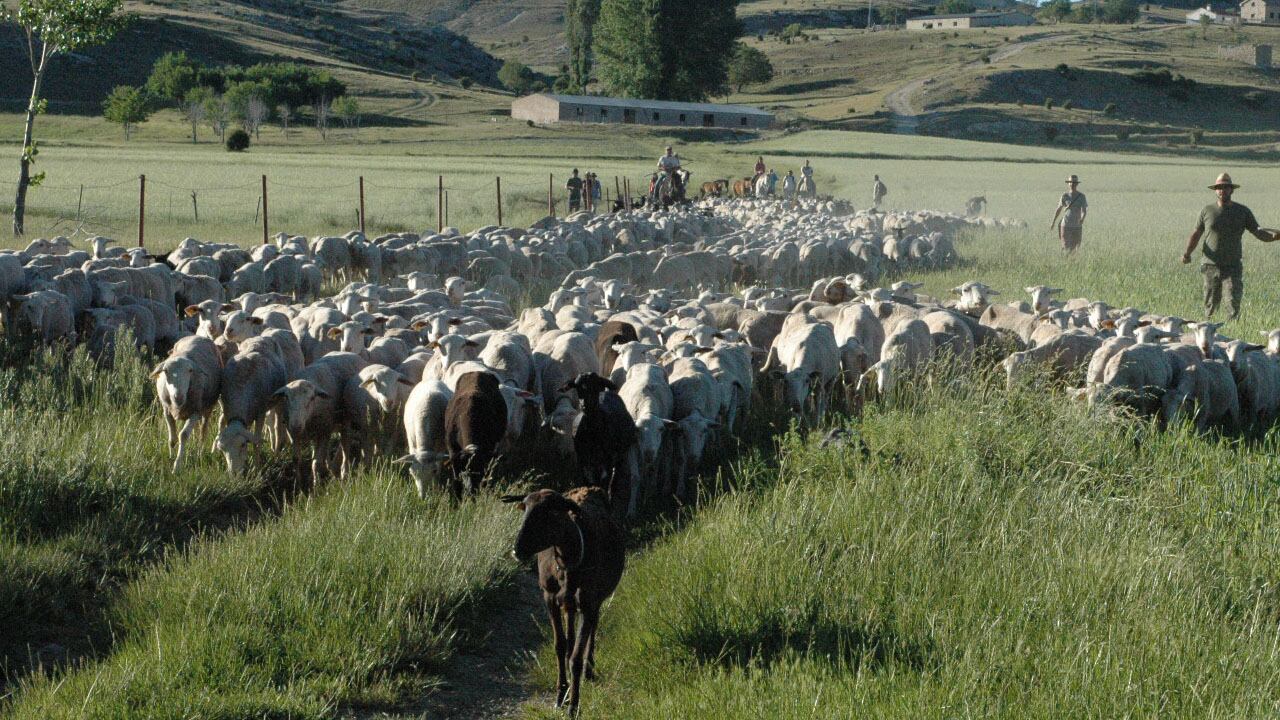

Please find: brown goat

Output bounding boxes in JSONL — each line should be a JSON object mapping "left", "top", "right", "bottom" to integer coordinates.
{"left": 443, "top": 371, "right": 507, "bottom": 496}
{"left": 594, "top": 320, "right": 638, "bottom": 378}
{"left": 504, "top": 487, "right": 625, "bottom": 715}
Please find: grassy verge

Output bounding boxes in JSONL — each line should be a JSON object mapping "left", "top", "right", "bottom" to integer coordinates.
{"left": 544, "top": 371, "right": 1280, "bottom": 717}
{"left": 6, "top": 470, "right": 517, "bottom": 718}
{"left": 0, "top": 338, "right": 278, "bottom": 683}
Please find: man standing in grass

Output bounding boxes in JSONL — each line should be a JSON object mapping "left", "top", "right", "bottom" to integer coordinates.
{"left": 566, "top": 169, "right": 584, "bottom": 213}
{"left": 1051, "top": 174, "right": 1088, "bottom": 253}
{"left": 1181, "top": 172, "right": 1279, "bottom": 321}
{"left": 872, "top": 174, "right": 888, "bottom": 208}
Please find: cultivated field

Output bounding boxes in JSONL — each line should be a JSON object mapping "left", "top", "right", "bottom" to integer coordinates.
{"left": 4, "top": 122, "right": 1280, "bottom": 718}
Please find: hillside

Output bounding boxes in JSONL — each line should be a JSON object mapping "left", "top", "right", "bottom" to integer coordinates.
{"left": 0, "top": 0, "right": 504, "bottom": 117}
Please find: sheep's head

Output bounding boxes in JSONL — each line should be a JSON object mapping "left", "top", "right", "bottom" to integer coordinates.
{"left": 215, "top": 421, "right": 260, "bottom": 476}
{"left": 274, "top": 379, "right": 331, "bottom": 436}
{"left": 153, "top": 357, "right": 196, "bottom": 407}
{"left": 394, "top": 451, "right": 449, "bottom": 498}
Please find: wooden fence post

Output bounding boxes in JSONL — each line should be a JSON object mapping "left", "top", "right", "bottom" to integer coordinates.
{"left": 444, "top": 190, "right": 449, "bottom": 228}
{"left": 191, "top": 191, "right": 198, "bottom": 222}
{"left": 548, "top": 173, "right": 554, "bottom": 217}
{"left": 261, "top": 174, "right": 269, "bottom": 245}
{"left": 138, "top": 174, "right": 146, "bottom": 248}
{"left": 358, "top": 175, "right": 366, "bottom": 234}
{"left": 496, "top": 176, "right": 503, "bottom": 227}
{"left": 438, "top": 175, "right": 443, "bottom": 233}
{"left": 76, "top": 184, "right": 84, "bottom": 222}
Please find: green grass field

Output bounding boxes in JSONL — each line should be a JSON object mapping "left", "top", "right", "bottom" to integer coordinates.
{"left": 6, "top": 121, "right": 1280, "bottom": 716}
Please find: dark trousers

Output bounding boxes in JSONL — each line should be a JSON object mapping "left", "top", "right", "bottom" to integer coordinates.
{"left": 1202, "top": 263, "right": 1243, "bottom": 320}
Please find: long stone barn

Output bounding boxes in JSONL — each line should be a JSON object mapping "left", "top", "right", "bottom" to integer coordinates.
{"left": 511, "top": 93, "right": 774, "bottom": 129}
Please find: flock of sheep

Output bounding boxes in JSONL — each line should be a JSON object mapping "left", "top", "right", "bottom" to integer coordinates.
{"left": 5, "top": 192, "right": 1264, "bottom": 507}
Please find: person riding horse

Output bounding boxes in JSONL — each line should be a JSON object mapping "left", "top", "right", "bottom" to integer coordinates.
{"left": 652, "top": 146, "right": 688, "bottom": 205}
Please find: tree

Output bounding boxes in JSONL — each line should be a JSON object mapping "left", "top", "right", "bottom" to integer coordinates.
{"left": 102, "top": 84, "right": 150, "bottom": 140}
{"left": 145, "top": 51, "right": 201, "bottom": 106}
{"left": 245, "top": 96, "right": 268, "bottom": 139}
{"left": 938, "top": 0, "right": 976, "bottom": 13}
{"left": 277, "top": 103, "right": 292, "bottom": 136}
{"left": 204, "top": 93, "right": 231, "bottom": 143}
{"left": 566, "top": 0, "right": 601, "bottom": 92}
{"left": 1036, "top": 0, "right": 1071, "bottom": 23}
{"left": 182, "top": 86, "right": 209, "bottom": 143}
{"left": 594, "top": 0, "right": 740, "bottom": 101}
{"left": 498, "top": 59, "right": 536, "bottom": 94}
{"left": 1199, "top": 12, "right": 1211, "bottom": 37}
{"left": 727, "top": 43, "right": 773, "bottom": 92}
{"left": 1102, "top": 0, "right": 1140, "bottom": 22}
{"left": 225, "top": 128, "right": 250, "bottom": 152}
{"left": 314, "top": 97, "right": 331, "bottom": 140}
{"left": 594, "top": 0, "right": 663, "bottom": 100}
{"left": 332, "top": 95, "right": 360, "bottom": 135}
{"left": 7, "top": 0, "right": 126, "bottom": 235}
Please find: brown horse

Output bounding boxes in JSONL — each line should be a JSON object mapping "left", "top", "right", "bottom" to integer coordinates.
{"left": 732, "top": 176, "right": 754, "bottom": 197}
{"left": 699, "top": 179, "right": 731, "bottom": 199}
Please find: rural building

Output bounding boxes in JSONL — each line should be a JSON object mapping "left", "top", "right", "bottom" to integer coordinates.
{"left": 510, "top": 94, "right": 773, "bottom": 129}
{"left": 905, "top": 11, "right": 1036, "bottom": 30}
{"left": 1187, "top": 5, "right": 1240, "bottom": 23}
{"left": 1240, "top": 0, "right": 1280, "bottom": 23}
{"left": 1218, "top": 42, "right": 1273, "bottom": 66}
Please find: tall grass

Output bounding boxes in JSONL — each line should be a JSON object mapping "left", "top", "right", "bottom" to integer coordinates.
{"left": 7, "top": 473, "right": 518, "bottom": 718}
{"left": 0, "top": 338, "right": 269, "bottom": 681}
{"left": 552, "top": 372, "right": 1280, "bottom": 717}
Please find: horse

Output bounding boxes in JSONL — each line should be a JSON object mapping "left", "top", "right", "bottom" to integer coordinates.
{"left": 732, "top": 177, "right": 754, "bottom": 197}
{"left": 799, "top": 175, "right": 817, "bottom": 198}
{"left": 754, "top": 173, "right": 771, "bottom": 197}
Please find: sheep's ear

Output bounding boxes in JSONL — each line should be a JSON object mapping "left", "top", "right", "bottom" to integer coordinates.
{"left": 1244, "top": 343, "right": 1266, "bottom": 352}
{"left": 1260, "top": 331, "right": 1272, "bottom": 338}
{"left": 149, "top": 363, "right": 164, "bottom": 379}
{"left": 987, "top": 289, "right": 1001, "bottom": 296}
{"left": 662, "top": 418, "right": 679, "bottom": 428}
{"left": 273, "top": 388, "right": 288, "bottom": 398}
{"left": 315, "top": 388, "right": 331, "bottom": 399}
{"left": 397, "top": 376, "right": 415, "bottom": 386}
{"left": 1101, "top": 319, "right": 1116, "bottom": 329}
{"left": 327, "top": 327, "right": 343, "bottom": 339}
{"left": 393, "top": 454, "right": 413, "bottom": 465}
{"left": 220, "top": 303, "right": 236, "bottom": 311}
{"left": 362, "top": 328, "right": 376, "bottom": 336}
{"left": 499, "top": 494, "right": 525, "bottom": 504}
{"left": 1023, "top": 286, "right": 1036, "bottom": 294}
{"left": 410, "top": 320, "right": 428, "bottom": 331}
{"left": 250, "top": 317, "right": 265, "bottom": 325}
{"left": 360, "top": 378, "right": 376, "bottom": 389}
{"left": 183, "top": 305, "right": 201, "bottom": 317}
{"left": 448, "top": 318, "right": 463, "bottom": 326}
{"left": 464, "top": 340, "right": 479, "bottom": 347}
{"left": 1137, "top": 320, "right": 1151, "bottom": 328}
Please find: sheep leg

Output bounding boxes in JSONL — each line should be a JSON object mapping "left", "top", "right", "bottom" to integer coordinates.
{"left": 625, "top": 449, "right": 642, "bottom": 519}
{"left": 163, "top": 413, "right": 177, "bottom": 452}
{"left": 584, "top": 620, "right": 599, "bottom": 681}
{"left": 548, "top": 597, "right": 569, "bottom": 708}
{"left": 173, "top": 417, "right": 197, "bottom": 473}
{"left": 568, "top": 602, "right": 598, "bottom": 715}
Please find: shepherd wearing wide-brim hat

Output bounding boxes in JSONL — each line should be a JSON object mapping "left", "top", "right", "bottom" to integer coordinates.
{"left": 1181, "top": 172, "right": 1280, "bottom": 321}
{"left": 1051, "top": 174, "right": 1088, "bottom": 253}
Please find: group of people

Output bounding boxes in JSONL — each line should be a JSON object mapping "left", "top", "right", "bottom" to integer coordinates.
{"left": 565, "top": 169, "right": 604, "bottom": 213}
{"left": 751, "top": 156, "right": 817, "bottom": 200}
{"left": 1052, "top": 170, "right": 1279, "bottom": 322}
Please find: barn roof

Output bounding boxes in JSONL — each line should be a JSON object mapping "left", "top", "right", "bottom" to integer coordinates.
{"left": 534, "top": 94, "right": 773, "bottom": 117}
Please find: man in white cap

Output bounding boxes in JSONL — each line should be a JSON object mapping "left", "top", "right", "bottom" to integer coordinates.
{"left": 1051, "top": 174, "right": 1087, "bottom": 253}
{"left": 1181, "top": 172, "right": 1278, "bottom": 320}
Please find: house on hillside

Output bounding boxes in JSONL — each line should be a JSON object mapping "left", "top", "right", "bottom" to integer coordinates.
{"left": 905, "top": 11, "right": 1036, "bottom": 29}
{"left": 510, "top": 94, "right": 774, "bottom": 129}
{"left": 1240, "top": 0, "right": 1280, "bottom": 23}
{"left": 1187, "top": 5, "right": 1240, "bottom": 23}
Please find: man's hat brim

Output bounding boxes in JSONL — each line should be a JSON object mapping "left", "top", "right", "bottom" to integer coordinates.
{"left": 1209, "top": 182, "right": 1240, "bottom": 189}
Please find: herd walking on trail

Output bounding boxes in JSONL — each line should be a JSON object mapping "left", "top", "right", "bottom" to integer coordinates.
{"left": 8, "top": 167, "right": 1279, "bottom": 712}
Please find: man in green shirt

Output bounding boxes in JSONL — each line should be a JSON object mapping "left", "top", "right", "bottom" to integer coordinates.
{"left": 1181, "top": 172, "right": 1279, "bottom": 320}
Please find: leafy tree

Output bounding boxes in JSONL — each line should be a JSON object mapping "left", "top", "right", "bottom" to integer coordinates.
{"left": 938, "top": 0, "right": 976, "bottom": 14}
{"left": 277, "top": 103, "right": 293, "bottom": 135}
{"left": 204, "top": 93, "right": 231, "bottom": 143}
{"left": 145, "top": 51, "right": 201, "bottom": 105}
{"left": 1070, "top": 2, "right": 1098, "bottom": 22}
{"left": 498, "top": 59, "right": 536, "bottom": 94}
{"left": 1102, "top": 0, "right": 1140, "bottom": 23}
{"left": 182, "top": 85, "right": 211, "bottom": 143}
{"left": 7, "top": 0, "right": 126, "bottom": 235}
{"left": 102, "top": 85, "right": 150, "bottom": 140}
{"left": 223, "top": 80, "right": 271, "bottom": 136}
{"left": 594, "top": 0, "right": 663, "bottom": 99}
{"left": 781, "top": 22, "right": 805, "bottom": 41}
{"left": 727, "top": 43, "right": 773, "bottom": 92}
{"left": 595, "top": 0, "right": 740, "bottom": 101}
{"left": 566, "top": 0, "right": 601, "bottom": 92}
{"left": 332, "top": 95, "right": 360, "bottom": 134}
{"left": 1036, "top": 0, "right": 1071, "bottom": 23}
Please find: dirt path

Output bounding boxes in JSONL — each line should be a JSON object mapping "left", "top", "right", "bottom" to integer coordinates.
{"left": 884, "top": 32, "right": 1066, "bottom": 135}
{"left": 347, "top": 571, "right": 551, "bottom": 720}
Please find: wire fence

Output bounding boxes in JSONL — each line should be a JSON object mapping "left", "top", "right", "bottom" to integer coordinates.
{"left": 5, "top": 169, "right": 634, "bottom": 251}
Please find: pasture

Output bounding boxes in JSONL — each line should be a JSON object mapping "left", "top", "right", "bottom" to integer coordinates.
{"left": 3, "top": 124, "right": 1280, "bottom": 717}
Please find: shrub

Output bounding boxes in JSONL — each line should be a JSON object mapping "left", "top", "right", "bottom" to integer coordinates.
{"left": 526, "top": 119, "right": 535, "bottom": 127}
{"left": 1241, "top": 90, "right": 1266, "bottom": 109}
{"left": 459, "top": 76, "right": 473, "bottom": 89}
{"left": 1062, "top": 99, "right": 1074, "bottom": 110}
{"left": 1103, "top": 102, "right": 1117, "bottom": 115}
{"left": 1190, "top": 129, "right": 1204, "bottom": 144}
{"left": 411, "top": 71, "right": 421, "bottom": 81}
{"left": 1044, "top": 97, "right": 1055, "bottom": 109}
{"left": 1115, "top": 128, "right": 1131, "bottom": 140}
{"left": 981, "top": 54, "right": 991, "bottom": 63}
{"left": 1043, "top": 126, "right": 1059, "bottom": 142}
{"left": 1055, "top": 62, "right": 1073, "bottom": 78}
{"left": 225, "top": 128, "right": 250, "bottom": 151}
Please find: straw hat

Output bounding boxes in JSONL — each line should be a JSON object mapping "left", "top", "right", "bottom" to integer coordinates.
{"left": 1209, "top": 172, "right": 1240, "bottom": 190}
{"left": 1065, "top": 174, "right": 1081, "bottom": 185}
